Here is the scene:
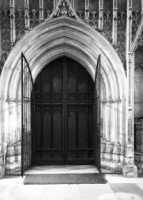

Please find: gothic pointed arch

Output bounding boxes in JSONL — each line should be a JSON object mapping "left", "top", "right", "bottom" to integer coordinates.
{"left": 0, "top": 8, "right": 127, "bottom": 172}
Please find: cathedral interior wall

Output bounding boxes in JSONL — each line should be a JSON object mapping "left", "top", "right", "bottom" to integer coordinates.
{"left": 134, "top": 46, "right": 143, "bottom": 170}
{"left": 0, "top": 0, "right": 142, "bottom": 178}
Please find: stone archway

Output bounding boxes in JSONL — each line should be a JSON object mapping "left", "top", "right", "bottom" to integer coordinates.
{"left": 0, "top": 16, "right": 127, "bottom": 175}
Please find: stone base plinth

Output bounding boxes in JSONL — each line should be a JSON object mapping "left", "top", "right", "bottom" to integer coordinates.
{"left": 122, "top": 163, "right": 138, "bottom": 178}
{"left": 5, "top": 162, "right": 19, "bottom": 175}
{"left": 0, "top": 165, "right": 5, "bottom": 179}
{"left": 101, "top": 158, "right": 122, "bottom": 172}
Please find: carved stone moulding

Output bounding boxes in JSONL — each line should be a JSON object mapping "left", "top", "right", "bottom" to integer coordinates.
{"left": 122, "top": 162, "right": 138, "bottom": 178}
{"left": 5, "top": 141, "right": 22, "bottom": 175}
{"left": 0, "top": 152, "right": 4, "bottom": 179}
{"left": 132, "top": 11, "right": 141, "bottom": 41}
{"left": 100, "top": 137, "right": 107, "bottom": 153}
{"left": 105, "top": 141, "right": 114, "bottom": 153}
{"left": 101, "top": 141, "right": 123, "bottom": 172}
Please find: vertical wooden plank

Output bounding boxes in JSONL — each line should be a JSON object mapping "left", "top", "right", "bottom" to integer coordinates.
{"left": 76, "top": 65, "right": 79, "bottom": 160}
{"left": 63, "top": 57, "right": 67, "bottom": 164}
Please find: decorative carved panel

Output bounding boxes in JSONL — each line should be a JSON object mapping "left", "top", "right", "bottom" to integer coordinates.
{"left": 116, "top": 12, "right": 127, "bottom": 69}
{"left": 132, "top": 11, "right": 141, "bottom": 41}
{"left": 15, "top": 9, "right": 25, "bottom": 43}
{"left": 103, "top": 11, "right": 112, "bottom": 43}
{"left": 1, "top": 10, "right": 11, "bottom": 69}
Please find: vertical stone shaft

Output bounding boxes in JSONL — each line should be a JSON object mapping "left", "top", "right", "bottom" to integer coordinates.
{"left": 112, "top": 0, "right": 118, "bottom": 45}
{"left": 54, "top": 0, "right": 59, "bottom": 8}
{"left": 10, "top": 0, "right": 16, "bottom": 46}
{"left": 0, "top": 11, "right": 1, "bottom": 61}
{"left": 141, "top": 0, "right": 143, "bottom": 17}
{"left": 39, "top": 0, "right": 44, "bottom": 20}
{"left": 24, "top": 0, "right": 30, "bottom": 28}
{"left": 98, "top": 0, "right": 103, "bottom": 30}
{"left": 127, "top": 0, "right": 133, "bottom": 108}
{"left": 0, "top": 10, "right": 2, "bottom": 74}
{"left": 122, "top": 0, "right": 138, "bottom": 177}
{"left": 85, "top": 0, "right": 89, "bottom": 20}
{"left": 72, "top": 0, "right": 75, "bottom": 10}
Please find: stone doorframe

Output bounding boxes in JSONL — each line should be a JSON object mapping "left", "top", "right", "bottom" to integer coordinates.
{"left": 0, "top": 15, "right": 131, "bottom": 177}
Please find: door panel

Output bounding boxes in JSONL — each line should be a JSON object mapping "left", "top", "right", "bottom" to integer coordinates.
{"left": 67, "top": 109, "right": 76, "bottom": 148}
{"left": 34, "top": 57, "right": 95, "bottom": 165}
{"left": 78, "top": 110, "right": 87, "bottom": 148}
{"left": 35, "top": 109, "right": 41, "bottom": 149}
{"left": 43, "top": 109, "right": 51, "bottom": 148}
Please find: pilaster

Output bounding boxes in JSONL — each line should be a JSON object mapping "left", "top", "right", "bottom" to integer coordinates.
{"left": 0, "top": 10, "right": 2, "bottom": 64}
{"left": 69, "top": 0, "right": 74, "bottom": 10}
{"left": 39, "top": 0, "right": 44, "bottom": 21}
{"left": 141, "top": 0, "right": 143, "bottom": 17}
{"left": 122, "top": 0, "right": 138, "bottom": 177}
{"left": 112, "top": 0, "right": 118, "bottom": 45}
{"left": 10, "top": 0, "right": 16, "bottom": 47}
{"left": 54, "top": 0, "right": 59, "bottom": 8}
{"left": 85, "top": 0, "right": 89, "bottom": 23}
{"left": 0, "top": 152, "right": 4, "bottom": 179}
{"left": 98, "top": 0, "right": 103, "bottom": 30}
{"left": 24, "top": 0, "right": 30, "bottom": 28}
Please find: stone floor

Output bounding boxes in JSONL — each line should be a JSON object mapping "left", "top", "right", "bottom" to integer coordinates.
{"left": 0, "top": 165, "right": 143, "bottom": 200}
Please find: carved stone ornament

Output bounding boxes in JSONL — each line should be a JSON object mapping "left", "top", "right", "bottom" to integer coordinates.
{"left": 134, "top": 28, "right": 143, "bottom": 51}
{"left": 132, "top": 17, "right": 143, "bottom": 51}
{"left": 49, "top": 0, "right": 80, "bottom": 20}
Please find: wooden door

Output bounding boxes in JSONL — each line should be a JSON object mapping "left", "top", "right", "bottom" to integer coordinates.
{"left": 94, "top": 55, "right": 101, "bottom": 172}
{"left": 33, "top": 57, "right": 94, "bottom": 165}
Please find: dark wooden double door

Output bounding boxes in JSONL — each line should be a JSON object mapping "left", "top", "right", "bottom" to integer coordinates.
{"left": 34, "top": 57, "right": 94, "bottom": 165}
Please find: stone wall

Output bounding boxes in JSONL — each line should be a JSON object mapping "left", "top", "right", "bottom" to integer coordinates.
{"left": 134, "top": 45, "right": 143, "bottom": 171}
{"left": 101, "top": 138, "right": 123, "bottom": 172}
{"left": 0, "top": 0, "right": 142, "bottom": 75}
{"left": 0, "top": 152, "right": 4, "bottom": 178}
{"left": 5, "top": 141, "right": 21, "bottom": 175}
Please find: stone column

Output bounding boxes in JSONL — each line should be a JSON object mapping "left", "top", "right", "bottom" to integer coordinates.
{"left": 98, "top": 0, "right": 103, "bottom": 30}
{"left": 24, "top": 0, "right": 30, "bottom": 28}
{"left": 122, "top": 0, "right": 138, "bottom": 177}
{"left": 39, "top": 0, "right": 44, "bottom": 21}
{"left": 112, "top": 0, "right": 118, "bottom": 45}
{"left": 10, "top": 0, "right": 16, "bottom": 47}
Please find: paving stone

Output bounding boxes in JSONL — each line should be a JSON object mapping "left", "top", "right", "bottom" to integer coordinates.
{"left": 110, "top": 184, "right": 143, "bottom": 199}
{"left": 115, "top": 193, "right": 142, "bottom": 200}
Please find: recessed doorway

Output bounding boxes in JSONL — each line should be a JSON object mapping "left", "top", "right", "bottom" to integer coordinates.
{"left": 33, "top": 57, "right": 94, "bottom": 165}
